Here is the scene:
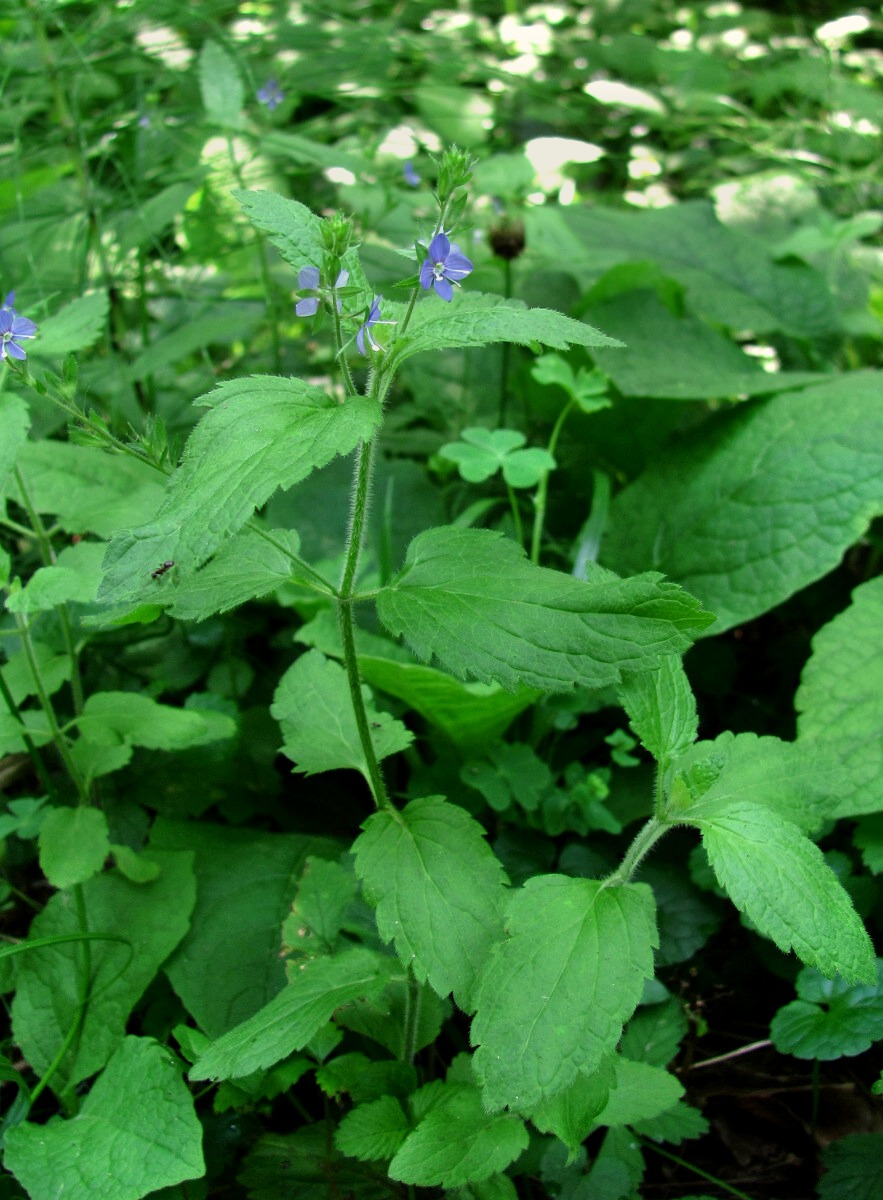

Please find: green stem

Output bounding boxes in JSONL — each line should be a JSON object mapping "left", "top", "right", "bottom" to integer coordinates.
{"left": 605, "top": 816, "right": 669, "bottom": 886}
{"left": 12, "top": 612, "right": 89, "bottom": 804}
{"left": 498, "top": 257, "right": 513, "bottom": 426}
{"left": 13, "top": 466, "right": 85, "bottom": 715}
{"left": 529, "top": 398, "right": 574, "bottom": 564}
{"left": 338, "top": 432, "right": 391, "bottom": 811}
{"left": 0, "top": 668, "right": 55, "bottom": 799}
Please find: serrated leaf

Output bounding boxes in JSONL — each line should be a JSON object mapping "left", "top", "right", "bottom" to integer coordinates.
{"left": 12, "top": 851, "right": 195, "bottom": 1094}
{"left": 359, "top": 655, "right": 537, "bottom": 754}
{"left": 396, "top": 293, "right": 622, "bottom": 362}
{"left": 75, "top": 691, "right": 235, "bottom": 751}
{"left": 388, "top": 1084, "right": 528, "bottom": 1188}
{"left": 29, "top": 290, "right": 109, "bottom": 357}
{"left": 601, "top": 373, "right": 883, "bottom": 634}
{"left": 594, "top": 1058, "right": 684, "bottom": 1128}
{"left": 667, "top": 731, "right": 842, "bottom": 833}
{"left": 618, "top": 654, "right": 697, "bottom": 770}
{"left": 377, "top": 527, "right": 713, "bottom": 693}
{"left": 620, "top": 996, "right": 689, "bottom": 1067}
{"left": 199, "top": 41, "right": 244, "bottom": 128}
{"left": 189, "top": 948, "right": 389, "bottom": 1081}
{"left": 233, "top": 189, "right": 369, "bottom": 292}
{"left": 796, "top": 577, "right": 883, "bottom": 817}
{"left": 690, "top": 801, "right": 875, "bottom": 983}
{"left": 5, "top": 1037, "right": 204, "bottom": 1200}
{"left": 38, "top": 806, "right": 110, "bottom": 889}
{"left": 163, "top": 527, "right": 310, "bottom": 621}
{"left": 2, "top": 640, "right": 71, "bottom": 704}
{"left": 528, "top": 1054, "right": 617, "bottom": 1153}
{"left": 631, "top": 1100, "right": 709, "bottom": 1144}
{"left": 97, "top": 377, "right": 381, "bottom": 605}
{"left": 271, "top": 649, "right": 412, "bottom": 782}
{"left": 353, "top": 796, "right": 508, "bottom": 1010}
{"left": 819, "top": 1133, "right": 883, "bottom": 1200}
{"left": 283, "top": 856, "right": 357, "bottom": 954}
{"left": 5, "top": 540, "right": 105, "bottom": 613}
{"left": 472, "top": 876, "right": 657, "bottom": 1111}
{"left": 335, "top": 1095, "right": 411, "bottom": 1161}
{"left": 770, "top": 961, "right": 883, "bottom": 1060}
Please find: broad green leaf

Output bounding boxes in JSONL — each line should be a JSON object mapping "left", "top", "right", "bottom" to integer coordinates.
{"left": 586, "top": 290, "right": 823, "bottom": 399}
{"left": 0, "top": 394, "right": 29, "bottom": 498}
{"left": 472, "top": 876, "right": 657, "bottom": 1111}
{"left": 153, "top": 819, "right": 339, "bottom": 1037}
{"left": 98, "top": 377, "right": 381, "bottom": 605}
{"left": 282, "top": 856, "right": 357, "bottom": 955}
{"left": 667, "top": 731, "right": 841, "bottom": 832}
{"left": 9, "top": 441, "right": 165, "bottom": 537}
{"left": 233, "top": 189, "right": 369, "bottom": 292}
{"left": 528, "top": 1054, "right": 617, "bottom": 1153}
{"left": 334, "top": 1095, "right": 411, "bottom": 1161}
{"left": 388, "top": 1084, "right": 528, "bottom": 1188}
{"left": 796, "top": 577, "right": 883, "bottom": 817}
{"left": 639, "top": 864, "right": 722, "bottom": 966}
{"left": 618, "top": 654, "right": 697, "bottom": 771}
{"left": 29, "top": 290, "right": 109, "bottom": 357}
{"left": 463, "top": 743, "right": 554, "bottom": 814}
{"left": 353, "top": 795, "right": 509, "bottom": 1010}
{"left": 5, "top": 1037, "right": 204, "bottom": 1200}
{"left": 770, "top": 961, "right": 883, "bottom": 1060}
{"left": 161, "top": 528, "right": 314, "bottom": 622}
{"left": 690, "top": 801, "right": 875, "bottom": 983}
{"left": 537, "top": 200, "right": 838, "bottom": 336}
{"left": 584, "top": 1125, "right": 646, "bottom": 1200}
{"left": 75, "top": 691, "right": 235, "bottom": 751}
{"left": 5, "top": 540, "right": 105, "bottom": 613}
{"left": 199, "top": 41, "right": 244, "bottom": 128}
{"left": 593, "top": 1057, "right": 684, "bottom": 1128}
{"left": 12, "top": 850, "right": 195, "bottom": 1094}
{"left": 317, "top": 1054, "right": 416, "bottom": 1105}
{"left": 619, "top": 996, "right": 689, "bottom": 1067}
{"left": 377, "top": 527, "right": 713, "bottom": 693}
{"left": 189, "top": 947, "right": 389, "bottom": 1081}
{"left": 631, "top": 1100, "right": 708, "bottom": 1144}
{"left": 116, "top": 181, "right": 202, "bottom": 256}
{"left": 601, "top": 374, "right": 883, "bottom": 633}
{"left": 359, "top": 656, "right": 537, "bottom": 754}
{"left": 854, "top": 815, "right": 883, "bottom": 874}
{"left": 272, "top": 649, "right": 412, "bottom": 781}
{"left": 1, "top": 640, "right": 71, "bottom": 703}
{"left": 111, "top": 844, "right": 161, "bottom": 884}
{"left": 819, "top": 1134, "right": 883, "bottom": 1200}
{"left": 334, "top": 974, "right": 448, "bottom": 1059}
{"left": 38, "top": 806, "right": 110, "bottom": 889}
{"left": 395, "top": 293, "right": 623, "bottom": 363}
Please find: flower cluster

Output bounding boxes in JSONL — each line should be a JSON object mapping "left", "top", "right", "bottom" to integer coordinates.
{"left": 0, "top": 292, "right": 37, "bottom": 362}
{"left": 419, "top": 233, "right": 474, "bottom": 302}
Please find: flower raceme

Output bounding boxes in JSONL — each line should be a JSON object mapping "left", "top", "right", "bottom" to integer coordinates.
{"left": 0, "top": 292, "right": 37, "bottom": 361}
{"left": 419, "top": 232, "right": 474, "bottom": 301}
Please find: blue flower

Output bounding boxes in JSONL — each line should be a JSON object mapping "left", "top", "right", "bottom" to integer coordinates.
{"left": 0, "top": 294, "right": 37, "bottom": 362}
{"left": 403, "top": 161, "right": 420, "bottom": 187}
{"left": 257, "top": 79, "right": 285, "bottom": 110}
{"left": 419, "top": 232, "right": 473, "bottom": 301}
{"left": 356, "top": 296, "right": 395, "bottom": 355}
{"left": 295, "top": 266, "right": 348, "bottom": 316}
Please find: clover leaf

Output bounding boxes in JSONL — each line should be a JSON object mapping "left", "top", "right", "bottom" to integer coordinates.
{"left": 531, "top": 354, "right": 611, "bottom": 414}
{"left": 439, "top": 427, "right": 555, "bottom": 488}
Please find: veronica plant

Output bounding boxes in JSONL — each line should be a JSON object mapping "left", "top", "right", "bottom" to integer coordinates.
{"left": 0, "top": 146, "right": 875, "bottom": 1198}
